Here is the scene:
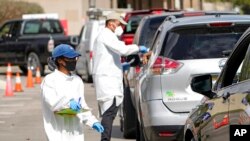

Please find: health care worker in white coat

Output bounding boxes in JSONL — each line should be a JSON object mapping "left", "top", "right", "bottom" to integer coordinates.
{"left": 41, "top": 44, "right": 104, "bottom": 141}
{"left": 92, "top": 12, "right": 148, "bottom": 141}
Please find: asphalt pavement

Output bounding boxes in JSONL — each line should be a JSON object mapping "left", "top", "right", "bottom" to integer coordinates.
{"left": 0, "top": 66, "right": 135, "bottom": 141}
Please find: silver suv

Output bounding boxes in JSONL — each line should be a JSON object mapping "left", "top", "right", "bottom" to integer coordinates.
{"left": 133, "top": 15, "right": 250, "bottom": 141}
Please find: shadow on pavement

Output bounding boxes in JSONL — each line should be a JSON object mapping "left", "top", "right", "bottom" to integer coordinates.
{"left": 111, "top": 125, "right": 124, "bottom": 139}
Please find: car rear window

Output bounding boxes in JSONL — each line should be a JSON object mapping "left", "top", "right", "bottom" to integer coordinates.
{"left": 124, "top": 15, "right": 145, "bottom": 34}
{"left": 160, "top": 25, "right": 250, "bottom": 60}
{"left": 139, "top": 16, "right": 166, "bottom": 47}
{"left": 23, "top": 20, "right": 63, "bottom": 34}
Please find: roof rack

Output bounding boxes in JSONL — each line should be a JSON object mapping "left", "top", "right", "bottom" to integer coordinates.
{"left": 165, "top": 15, "right": 177, "bottom": 23}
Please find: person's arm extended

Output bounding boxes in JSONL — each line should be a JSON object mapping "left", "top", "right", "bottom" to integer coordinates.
{"left": 102, "top": 34, "right": 139, "bottom": 56}
{"left": 142, "top": 50, "right": 152, "bottom": 64}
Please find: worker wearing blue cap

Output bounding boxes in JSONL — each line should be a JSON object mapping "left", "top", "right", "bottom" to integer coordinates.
{"left": 41, "top": 44, "right": 104, "bottom": 141}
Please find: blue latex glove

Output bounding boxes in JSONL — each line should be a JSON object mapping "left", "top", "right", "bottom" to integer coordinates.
{"left": 139, "top": 46, "right": 149, "bottom": 54}
{"left": 92, "top": 122, "right": 104, "bottom": 133}
{"left": 69, "top": 99, "right": 81, "bottom": 112}
{"left": 122, "top": 62, "right": 130, "bottom": 72}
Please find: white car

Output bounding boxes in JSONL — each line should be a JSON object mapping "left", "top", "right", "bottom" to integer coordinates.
{"left": 75, "top": 20, "right": 105, "bottom": 82}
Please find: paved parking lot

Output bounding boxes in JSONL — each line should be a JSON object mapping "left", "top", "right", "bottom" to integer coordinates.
{"left": 0, "top": 66, "right": 134, "bottom": 141}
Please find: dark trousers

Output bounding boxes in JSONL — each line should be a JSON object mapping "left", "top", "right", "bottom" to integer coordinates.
{"left": 101, "top": 98, "right": 119, "bottom": 141}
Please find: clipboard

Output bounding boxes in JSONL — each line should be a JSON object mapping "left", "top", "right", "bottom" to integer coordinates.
{"left": 55, "top": 108, "right": 89, "bottom": 115}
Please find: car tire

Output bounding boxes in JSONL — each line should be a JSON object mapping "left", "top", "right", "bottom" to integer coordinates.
{"left": 136, "top": 118, "right": 146, "bottom": 141}
{"left": 85, "top": 63, "right": 93, "bottom": 83}
{"left": 27, "top": 52, "right": 44, "bottom": 76}
{"left": 122, "top": 84, "right": 136, "bottom": 139}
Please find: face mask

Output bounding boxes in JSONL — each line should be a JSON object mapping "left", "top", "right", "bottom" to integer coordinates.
{"left": 114, "top": 26, "right": 124, "bottom": 36}
{"left": 64, "top": 60, "right": 77, "bottom": 71}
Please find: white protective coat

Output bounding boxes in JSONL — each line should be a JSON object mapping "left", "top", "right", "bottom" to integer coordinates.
{"left": 92, "top": 27, "right": 139, "bottom": 114}
{"left": 41, "top": 69, "right": 98, "bottom": 141}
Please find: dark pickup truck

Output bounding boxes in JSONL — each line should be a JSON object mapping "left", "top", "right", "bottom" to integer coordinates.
{"left": 0, "top": 18, "right": 74, "bottom": 75}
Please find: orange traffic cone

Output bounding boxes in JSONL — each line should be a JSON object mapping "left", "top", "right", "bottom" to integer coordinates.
{"left": 35, "top": 67, "right": 42, "bottom": 84}
{"left": 5, "top": 72, "right": 14, "bottom": 97}
{"left": 26, "top": 67, "right": 34, "bottom": 88}
{"left": 14, "top": 72, "right": 23, "bottom": 92}
{"left": 6, "top": 63, "right": 12, "bottom": 77}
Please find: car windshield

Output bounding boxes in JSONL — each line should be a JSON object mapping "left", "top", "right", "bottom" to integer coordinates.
{"left": 23, "top": 20, "right": 63, "bottom": 34}
{"left": 160, "top": 26, "right": 249, "bottom": 60}
{"left": 139, "top": 16, "right": 166, "bottom": 47}
{"left": 124, "top": 14, "right": 145, "bottom": 34}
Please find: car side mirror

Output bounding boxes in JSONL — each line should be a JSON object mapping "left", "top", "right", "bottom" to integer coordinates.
{"left": 70, "top": 35, "right": 79, "bottom": 46}
{"left": 191, "top": 74, "right": 215, "bottom": 99}
{"left": 126, "top": 55, "right": 140, "bottom": 67}
{"left": 222, "top": 50, "right": 232, "bottom": 57}
{"left": 1, "top": 33, "right": 9, "bottom": 40}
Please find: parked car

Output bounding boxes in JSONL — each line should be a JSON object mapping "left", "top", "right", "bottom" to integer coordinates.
{"left": 121, "top": 9, "right": 180, "bottom": 45}
{"left": 120, "top": 9, "right": 183, "bottom": 139}
{"left": 132, "top": 15, "right": 250, "bottom": 141}
{"left": 0, "top": 18, "right": 74, "bottom": 75}
{"left": 184, "top": 26, "right": 250, "bottom": 141}
{"left": 75, "top": 19, "right": 105, "bottom": 82}
{"left": 121, "top": 11, "right": 240, "bottom": 141}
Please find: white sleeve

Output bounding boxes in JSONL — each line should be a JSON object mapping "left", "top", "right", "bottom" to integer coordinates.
{"left": 102, "top": 34, "right": 139, "bottom": 56}
{"left": 76, "top": 78, "right": 99, "bottom": 127}
{"left": 41, "top": 78, "right": 70, "bottom": 111}
{"left": 77, "top": 111, "right": 99, "bottom": 127}
{"left": 78, "top": 80, "right": 90, "bottom": 109}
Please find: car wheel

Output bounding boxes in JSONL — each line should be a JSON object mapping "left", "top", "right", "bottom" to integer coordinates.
{"left": 136, "top": 118, "right": 146, "bottom": 141}
{"left": 85, "top": 63, "right": 93, "bottom": 83}
{"left": 122, "top": 83, "right": 136, "bottom": 139}
{"left": 27, "top": 52, "right": 44, "bottom": 76}
{"left": 185, "top": 130, "right": 195, "bottom": 141}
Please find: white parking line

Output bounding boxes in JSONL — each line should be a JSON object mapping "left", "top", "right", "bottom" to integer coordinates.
{"left": 0, "top": 112, "right": 15, "bottom": 115}
{"left": 0, "top": 104, "right": 24, "bottom": 107}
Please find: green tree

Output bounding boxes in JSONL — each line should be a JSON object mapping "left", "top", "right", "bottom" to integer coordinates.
{"left": 233, "top": 0, "right": 250, "bottom": 14}
{"left": 0, "top": 0, "right": 44, "bottom": 24}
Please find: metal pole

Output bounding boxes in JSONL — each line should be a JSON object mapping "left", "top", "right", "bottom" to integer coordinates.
{"left": 111, "top": 0, "right": 113, "bottom": 8}
{"left": 148, "top": 0, "right": 152, "bottom": 9}
{"left": 190, "top": 0, "right": 193, "bottom": 8}
{"left": 89, "top": 0, "right": 96, "bottom": 8}
{"left": 180, "top": 0, "right": 183, "bottom": 10}
{"left": 200, "top": 0, "right": 203, "bottom": 10}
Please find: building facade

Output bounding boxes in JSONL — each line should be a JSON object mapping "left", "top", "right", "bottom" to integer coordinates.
{"left": 13, "top": 0, "right": 233, "bottom": 35}
{"left": 16, "top": 0, "right": 116, "bottom": 35}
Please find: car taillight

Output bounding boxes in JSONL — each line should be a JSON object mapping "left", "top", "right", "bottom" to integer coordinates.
{"left": 135, "top": 66, "right": 141, "bottom": 74}
{"left": 150, "top": 57, "right": 183, "bottom": 75}
{"left": 208, "top": 22, "right": 233, "bottom": 27}
{"left": 213, "top": 114, "right": 229, "bottom": 129}
{"left": 158, "top": 131, "right": 175, "bottom": 137}
{"left": 152, "top": 10, "right": 163, "bottom": 14}
{"left": 90, "top": 51, "right": 93, "bottom": 60}
{"left": 183, "top": 12, "right": 205, "bottom": 17}
{"left": 121, "top": 35, "right": 134, "bottom": 45}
